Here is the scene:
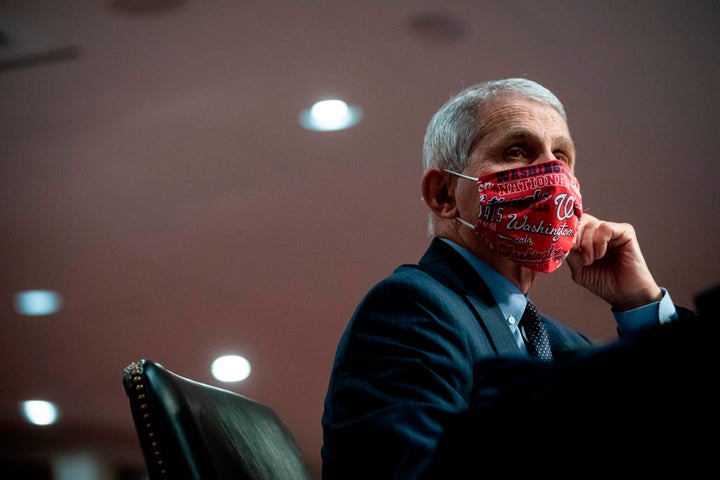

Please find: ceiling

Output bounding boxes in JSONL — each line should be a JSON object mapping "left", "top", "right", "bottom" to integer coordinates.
{"left": 1, "top": 0, "right": 719, "bottom": 477}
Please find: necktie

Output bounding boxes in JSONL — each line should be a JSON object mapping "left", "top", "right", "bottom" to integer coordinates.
{"left": 521, "top": 300, "right": 553, "bottom": 361}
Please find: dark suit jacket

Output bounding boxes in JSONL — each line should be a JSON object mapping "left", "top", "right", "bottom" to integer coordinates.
{"left": 321, "top": 238, "right": 709, "bottom": 479}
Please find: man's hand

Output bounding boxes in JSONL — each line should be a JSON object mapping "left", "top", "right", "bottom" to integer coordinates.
{"left": 565, "top": 213, "right": 662, "bottom": 311}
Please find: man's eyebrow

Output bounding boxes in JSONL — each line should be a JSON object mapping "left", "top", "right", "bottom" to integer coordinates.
{"left": 498, "top": 129, "right": 576, "bottom": 153}
{"left": 498, "top": 129, "right": 533, "bottom": 143}
{"left": 554, "top": 137, "right": 576, "bottom": 154}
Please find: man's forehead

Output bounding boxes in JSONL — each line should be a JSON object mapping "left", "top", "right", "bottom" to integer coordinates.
{"left": 481, "top": 98, "right": 572, "bottom": 141}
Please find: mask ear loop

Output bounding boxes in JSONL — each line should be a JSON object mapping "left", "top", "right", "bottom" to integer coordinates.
{"left": 443, "top": 169, "right": 478, "bottom": 181}
{"left": 456, "top": 217, "right": 476, "bottom": 230}
{"left": 442, "top": 169, "right": 481, "bottom": 231}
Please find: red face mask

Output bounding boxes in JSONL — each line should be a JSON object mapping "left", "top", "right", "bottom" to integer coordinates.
{"left": 445, "top": 160, "right": 583, "bottom": 273}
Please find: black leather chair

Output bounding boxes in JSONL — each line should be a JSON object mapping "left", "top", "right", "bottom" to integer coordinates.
{"left": 122, "top": 359, "right": 312, "bottom": 480}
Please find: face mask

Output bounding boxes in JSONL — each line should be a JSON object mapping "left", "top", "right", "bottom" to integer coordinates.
{"left": 445, "top": 160, "right": 583, "bottom": 273}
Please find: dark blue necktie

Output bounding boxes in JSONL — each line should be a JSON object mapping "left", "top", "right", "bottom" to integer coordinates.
{"left": 521, "top": 300, "right": 553, "bottom": 361}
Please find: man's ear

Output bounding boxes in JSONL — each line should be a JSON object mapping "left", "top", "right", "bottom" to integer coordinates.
{"left": 421, "top": 168, "right": 458, "bottom": 219}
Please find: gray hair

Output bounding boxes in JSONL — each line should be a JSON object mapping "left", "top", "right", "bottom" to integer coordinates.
{"left": 422, "top": 78, "right": 567, "bottom": 235}
{"left": 422, "top": 78, "right": 567, "bottom": 172}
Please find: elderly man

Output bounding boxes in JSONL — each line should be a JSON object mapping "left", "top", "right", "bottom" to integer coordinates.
{"left": 321, "top": 78, "right": 707, "bottom": 479}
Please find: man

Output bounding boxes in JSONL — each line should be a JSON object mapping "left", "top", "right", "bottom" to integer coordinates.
{"left": 321, "top": 78, "right": 708, "bottom": 479}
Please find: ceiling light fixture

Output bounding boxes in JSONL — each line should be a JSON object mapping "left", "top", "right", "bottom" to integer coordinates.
{"left": 13, "top": 290, "right": 64, "bottom": 316}
{"left": 299, "top": 99, "right": 362, "bottom": 131}
{"left": 110, "top": 0, "right": 187, "bottom": 16}
{"left": 211, "top": 354, "right": 251, "bottom": 383}
{"left": 21, "top": 400, "right": 59, "bottom": 426}
{"left": 407, "top": 12, "right": 465, "bottom": 43}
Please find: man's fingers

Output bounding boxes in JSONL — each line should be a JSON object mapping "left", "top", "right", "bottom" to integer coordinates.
{"left": 573, "top": 213, "right": 616, "bottom": 265}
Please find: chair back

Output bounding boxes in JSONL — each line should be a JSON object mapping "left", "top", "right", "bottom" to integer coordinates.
{"left": 123, "top": 359, "right": 312, "bottom": 480}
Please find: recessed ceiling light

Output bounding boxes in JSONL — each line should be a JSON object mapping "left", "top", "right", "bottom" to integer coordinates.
{"left": 299, "top": 99, "right": 362, "bottom": 131}
{"left": 407, "top": 12, "right": 465, "bottom": 43}
{"left": 110, "top": 0, "right": 187, "bottom": 16}
{"left": 13, "top": 290, "right": 63, "bottom": 316}
{"left": 21, "top": 400, "right": 59, "bottom": 426}
{"left": 211, "top": 355, "right": 251, "bottom": 383}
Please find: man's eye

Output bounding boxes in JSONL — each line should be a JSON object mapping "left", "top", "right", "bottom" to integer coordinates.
{"left": 506, "top": 147, "right": 525, "bottom": 158}
{"left": 553, "top": 151, "right": 569, "bottom": 163}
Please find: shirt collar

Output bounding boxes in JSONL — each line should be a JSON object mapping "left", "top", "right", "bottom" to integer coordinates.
{"left": 439, "top": 238, "right": 528, "bottom": 322}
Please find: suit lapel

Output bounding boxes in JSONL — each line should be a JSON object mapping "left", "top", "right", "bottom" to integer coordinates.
{"left": 418, "top": 239, "right": 522, "bottom": 356}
